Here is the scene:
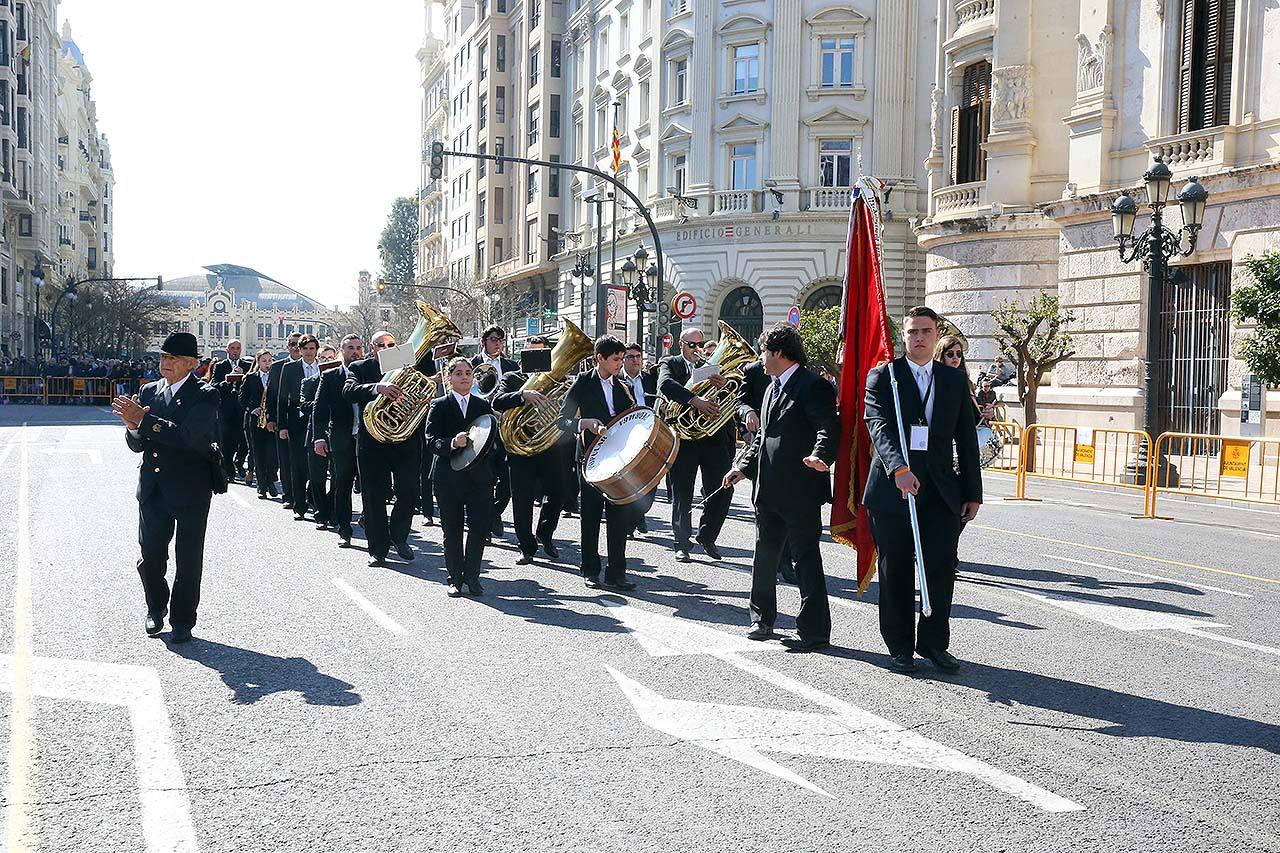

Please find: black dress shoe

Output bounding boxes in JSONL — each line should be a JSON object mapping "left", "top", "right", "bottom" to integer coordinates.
{"left": 466, "top": 581, "right": 484, "bottom": 596}
{"left": 583, "top": 576, "right": 603, "bottom": 589}
{"left": 446, "top": 584, "right": 463, "bottom": 598}
{"left": 257, "top": 491, "right": 270, "bottom": 500}
{"left": 294, "top": 513, "right": 309, "bottom": 522}
{"left": 315, "top": 521, "right": 331, "bottom": 531}
{"left": 778, "top": 566, "right": 798, "bottom": 584}
{"left": 516, "top": 553, "right": 535, "bottom": 566}
{"left": 746, "top": 623, "right": 774, "bottom": 640}
{"left": 636, "top": 519, "right": 649, "bottom": 534}
{"left": 282, "top": 501, "right": 294, "bottom": 510}
{"left": 395, "top": 541, "right": 414, "bottom": 561}
{"left": 169, "top": 626, "right": 193, "bottom": 644}
{"left": 368, "top": 555, "right": 386, "bottom": 568}
{"left": 602, "top": 579, "right": 637, "bottom": 591}
{"left": 697, "top": 539, "right": 723, "bottom": 561}
{"left": 919, "top": 647, "right": 961, "bottom": 672}
{"left": 674, "top": 549, "right": 691, "bottom": 563}
{"left": 539, "top": 536, "right": 559, "bottom": 559}
{"left": 145, "top": 610, "right": 166, "bottom": 636}
{"left": 338, "top": 536, "right": 352, "bottom": 548}
{"left": 781, "top": 637, "right": 830, "bottom": 653}
{"left": 887, "top": 653, "right": 917, "bottom": 674}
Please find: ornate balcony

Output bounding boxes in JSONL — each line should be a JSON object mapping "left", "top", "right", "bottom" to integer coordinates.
{"left": 932, "top": 181, "right": 986, "bottom": 217}
{"left": 805, "top": 187, "right": 853, "bottom": 211}
{"left": 1146, "top": 127, "right": 1229, "bottom": 175}
{"left": 955, "top": 0, "right": 995, "bottom": 27}
{"left": 713, "top": 190, "right": 760, "bottom": 215}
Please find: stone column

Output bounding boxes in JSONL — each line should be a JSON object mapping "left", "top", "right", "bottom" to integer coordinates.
{"left": 771, "top": 0, "right": 802, "bottom": 202}
{"left": 687, "top": 0, "right": 716, "bottom": 201}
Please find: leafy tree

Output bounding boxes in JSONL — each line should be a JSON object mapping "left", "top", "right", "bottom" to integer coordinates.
{"left": 991, "top": 291, "right": 1076, "bottom": 469}
{"left": 376, "top": 196, "right": 422, "bottom": 330}
{"left": 1235, "top": 250, "right": 1280, "bottom": 386}
{"left": 798, "top": 306, "right": 841, "bottom": 375}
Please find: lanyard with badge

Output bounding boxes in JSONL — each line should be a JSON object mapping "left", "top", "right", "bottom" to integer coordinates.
{"left": 909, "top": 371, "right": 933, "bottom": 452}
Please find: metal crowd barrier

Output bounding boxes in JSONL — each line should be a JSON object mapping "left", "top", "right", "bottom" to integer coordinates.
{"left": 1019, "top": 424, "right": 1153, "bottom": 506}
{"left": 1145, "top": 432, "right": 1280, "bottom": 517}
{"left": 984, "top": 420, "right": 1025, "bottom": 475}
{"left": 0, "top": 375, "right": 147, "bottom": 405}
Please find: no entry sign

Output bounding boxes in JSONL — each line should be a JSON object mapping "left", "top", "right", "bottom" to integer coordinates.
{"left": 672, "top": 291, "right": 697, "bottom": 320}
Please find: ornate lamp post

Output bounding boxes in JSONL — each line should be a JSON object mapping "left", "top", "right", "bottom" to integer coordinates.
{"left": 620, "top": 244, "right": 657, "bottom": 345}
{"left": 1110, "top": 156, "right": 1208, "bottom": 485}
{"left": 570, "top": 254, "right": 595, "bottom": 334}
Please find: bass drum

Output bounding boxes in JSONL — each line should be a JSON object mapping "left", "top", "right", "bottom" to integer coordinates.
{"left": 582, "top": 407, "right": 680, "bottom": 504}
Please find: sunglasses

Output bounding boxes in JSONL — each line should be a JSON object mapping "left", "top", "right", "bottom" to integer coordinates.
{"left": 685, "top": 341, "right": 706, "bottom": 348}
{"left": 373, "top": 341, "right": 395, "bottom": 349}
{"left": 943, "top": 349, "right": 963, "bottom": 358}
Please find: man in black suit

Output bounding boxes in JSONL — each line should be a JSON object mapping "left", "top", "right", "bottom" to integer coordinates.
{"left": 558, "top": 336, "right": 637, "bottom": 591}
{"left": 301, "top": 344, "right": 337, "bottom": 529}
{"left": 863, "top": 305, "right": 982, "bottom": 674}
{"left": 619, "top": 342, "right": 659, "bottom": 537}
{"left": 278, "top": 334, "right": 322, "bottom": 521}
{"left": 659, "top": 328, "right": 738, "bottom": 563}
{"left": 724, "top": 323, "right": 839, "bottom": 652}
{"left": 266, "top": 332, "right": 302, "bottom": 507}
{"left": 490, "top": 335, "right": 565, "bottom": 564}
{"left": 344, "top": 329, "right": 420, "bottom": 567}
{"left": 211, "top": 339, "right": 253, "bottom": 481}
{"left": 471, "top": 325, "right": 520, "bottom": 538}
{"left": 736, "top": 344, "right": 798, "bottom": 584}
{"left": 313, "top": 335, "right": 364, "bottom": 547}
{"left": 111, "top": 332, "right": 220, "bottom": 644}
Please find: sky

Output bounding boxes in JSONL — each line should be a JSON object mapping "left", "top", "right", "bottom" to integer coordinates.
{"left": 59, "top": 0, "right": 426, "bottom": 309}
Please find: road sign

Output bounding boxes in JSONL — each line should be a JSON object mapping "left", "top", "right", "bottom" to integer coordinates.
{"left": 662, "top": 333, "right": 674, "bottom": 350}
{"left": 788, "top": 306, "right": 801, "bottom": 327}
{"left": 607, "top": 284, "right": 630, "bottom": 334}
{"left": 672, "top": 291, "right": 697, "bottom": 320}
{"left": 526, "top": 317, "right": 540, "bottom": 337}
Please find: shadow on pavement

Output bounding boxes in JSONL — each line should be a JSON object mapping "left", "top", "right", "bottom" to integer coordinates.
{"left": 171, "top": 638, "right": 362, "bottom": 707}
{"left": 468, "top": 577, "right": 628, "bottom": 634}
{"left": 961, "top": 562, "right": 1218, "bottom": 618}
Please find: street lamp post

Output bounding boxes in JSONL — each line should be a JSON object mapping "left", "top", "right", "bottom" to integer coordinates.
{"left": 1110, "top": 156, "right": 1208, "bottom": 486}
{"left": 584, "top": 193, "right": 608, "bottom": 336}
{"left": 570, "top": 253, "right": 595, "bottom": 334}
{"left": 619, "top": 244, "right": 653, "bottom": 345}
{"left": 30, "top": 260, "right": 45, "bottom": 356}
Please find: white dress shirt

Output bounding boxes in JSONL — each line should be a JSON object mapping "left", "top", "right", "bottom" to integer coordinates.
{"left": 908, "top": 358, "right": 935, "bottom": 425}
{"left": 302, "top": 359, "right": 319, "bottom": 380}
{"left": 482, "top": 353, "right": 505, "bottom": 381}
{"left": 599, "top": 373, "right": 617, "bottom": 417}
{"left": 625, "top": 371, "right": 646, "bottom": 408}
{"left": 452, "top": 390, "right": 471, "bottom": 419}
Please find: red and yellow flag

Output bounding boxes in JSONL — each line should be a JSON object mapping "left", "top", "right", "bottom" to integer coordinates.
{"left": 831, "top": 178, "right": 896, "bottom": 593}
{"left": 611, "top": 122, "right": 622, "bottom": 174}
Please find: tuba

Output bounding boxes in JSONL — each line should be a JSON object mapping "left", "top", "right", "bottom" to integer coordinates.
{"left": 658, "top": 320, "right": 755, "bottom": 441}
{"left": 498, "top": 319, "right": 595, "bottom": 457}
{"left": 363, "top": 300, "right": 463, "bottom": 443}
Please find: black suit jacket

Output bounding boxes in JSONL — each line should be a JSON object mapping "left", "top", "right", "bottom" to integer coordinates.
{"left": 737, "top": 359, "right": 769, "bottom": 422}
{"left": 300, "top": 371, "right": 322, "bottom": 444}
{"left": 238, "top": 372, "right": 270, "bottom": 420}
{"left": 657, "top": 354, "right": 738, "bottom": 444}
{"left": 278, "top": 360, "right": 318, "bottom": 434}
{"left": 491, "top": 370, "right": 530, "bottom": 413}
{"left": 313, "top": 365, "right": 358, "bottom": 451}
{"left": 125, "top": 377, "right": 219, "bottom": 506}
{"left": 557, "top": 370, "right": 636, "bottom": 455}
{"left": 619, "top": 370, "right": 658, "bottom": 410}
{"left": 470, "top": 354, "right": 520, "bottom": 378}
{"left": 862, "top": 358, "right": 982, "bottom": 517}
{"left": 265, "top": 359, "right": 292, "bottom": 430}
{"left": 212, "top": 357, "right": 254, "bottom": 415}
{"left": 426, "top": 393, "right": 495, "bottom": 486}
{"left": 738, "top": 367, "right": 839, "bottom": 506}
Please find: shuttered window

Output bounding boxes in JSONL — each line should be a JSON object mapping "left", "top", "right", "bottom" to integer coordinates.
{"left": 1178, "top": 0, "right": 1235, "bottom": 133}
{"left": 951, "top": 61, "right": 991, "bottom": 185}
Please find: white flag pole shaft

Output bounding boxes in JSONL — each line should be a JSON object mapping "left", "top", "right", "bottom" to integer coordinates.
{"left": 885, "top": 362, "right": 932, "bottom": 618}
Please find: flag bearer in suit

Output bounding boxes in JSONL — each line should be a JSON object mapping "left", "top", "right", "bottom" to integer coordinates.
{"left": 313, "top": 335, "right": 364, "bottom": 547}
{"left": 427, "top": 358, "right": 496, "bottom": 597}
{"left": 112, "top": 332, "right": 220, "bottom": 644}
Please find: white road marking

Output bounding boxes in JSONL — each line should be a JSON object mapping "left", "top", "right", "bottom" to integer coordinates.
{"left": 6, "top": 424, "right": 34, "bottom": 851}
{"left": 0, "top": 440, "right": 14, "bottom": 467}
{"left": 0, "top": 655, "right": 199, "bottom": 853}
{"left": 39, "top": 447, "right": 102, "bottom": 465}
{"left": 1017, "top": 589, "right": 1280, "bottom": 658}
{"left": 331, "top": 578, "right": 404, "bottom": 634}
{"left": 226, "top": 490, "right": 250, "bottom": 509}
{"left": 1041, "top": 554, "right": 1251, "bottom": 598}
{"left": 605, "top": 601, "right": 1084, "bottom": 812}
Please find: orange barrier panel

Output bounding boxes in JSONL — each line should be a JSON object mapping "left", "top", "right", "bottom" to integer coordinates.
{"left": 1146, "top": 432, "right": 1280, "bottom": 517}
{"left": 1021, "top": 424, "right": 1152, "bottom": 509}
{"left": 0, "top": 375, "right": 48, "bottom": 403}
{"left": 983, "top": 420, "right": 1024, "bottom": 475}
{"left": 44, "top": 376, "right": 116, "bottom": 403}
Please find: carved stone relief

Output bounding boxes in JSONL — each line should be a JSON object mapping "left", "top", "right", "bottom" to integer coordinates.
{"left": 991, "top": 65, "right": 1031, "bottom": 125}
{"left": 1075, "top": 27, "right": 1111, "bottom": 95}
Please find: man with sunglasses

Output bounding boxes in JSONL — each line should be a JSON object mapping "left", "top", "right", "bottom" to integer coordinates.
{"left": 471, "top": 326, "right": 520, "bottom": 540}
{"left": 658, "top": 328, "right": 739, "bottom": 563}
{"left": 621, "top": 342, "right": 658, "bottom": 537}
{"left": 266, "top": 332, "right": 303, "bottom": 508}
{"left": 344, "top": 331, "right": 421, "bottom": 567}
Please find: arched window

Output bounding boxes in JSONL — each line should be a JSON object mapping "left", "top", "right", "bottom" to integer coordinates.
{"left": 803, "top": 284, "right": 842, "bottom": 312}
{"left": 718, "top": 285, "right": 763, "bottom": 346}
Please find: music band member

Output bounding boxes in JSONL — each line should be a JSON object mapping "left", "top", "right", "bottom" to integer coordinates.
{"left": 723, "top": 323, "right": 839, "bottom": 652}
{"left": 344, "top": 330, "right": 420, "bottom": 568}
{"left": 211, "top": 339, "right": 253, "bottom": 482}
{"left": 112, "top": 331, "right": 220, "bottom": 644}
{"left": 278, "top": 334, "right": 322, "bottom": 521}
{"left": 471, "top": 325, "right": 520, "bottom": 540}
{"left": 491, "top": 335, "right": 564, "bottom": 565}
{"left": 658, "top": 328, "right": 736, "bottom": 563}
{"left": 863, "top": 306, "right": 982, "bottom": 674}
{"left": 301, "top": 344, "right": 338, "bottom": 530}
{"left": 427, "top": 358, "right": 496, "bottom": 596}
{"left": 620, "top": 342, "right": 658, "bottom": 537}
{"left": 558, "top": 336, "right": 637, "bottom": 591}
{"left": 266, "top": 332, "right": 302, "bottom": 507}
{"left": 313, "top": 335, "right": 364, "bottom": 547}
{"left": 737, "top": 338, "right": 797, "bottom": 584}
{"left": 240, "top": 351, "right": 278, "bottom": 499}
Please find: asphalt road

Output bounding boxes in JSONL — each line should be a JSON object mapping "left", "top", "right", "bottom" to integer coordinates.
{"left": 1, "top": 404, "right": 1278, "bottom": 852}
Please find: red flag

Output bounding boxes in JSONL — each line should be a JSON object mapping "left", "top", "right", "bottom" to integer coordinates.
{"left": 831, "top": 180, "right": 896, "bottom": 594}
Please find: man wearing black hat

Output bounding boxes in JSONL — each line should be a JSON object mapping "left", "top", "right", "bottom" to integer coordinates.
{"left": 111, "top": 332, "right": 220, "bottom": 644}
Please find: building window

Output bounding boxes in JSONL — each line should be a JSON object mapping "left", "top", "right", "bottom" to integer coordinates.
{"left": 479, "top": 93, "right": 488, "bottom": 129}
{"left": 1178, "top": 0, "right": 1236, "bottom": 132}
{"left": 496, "top": 86, "right": 506, "bottom": 122}
{"left": 498, "top": 0, "right": 506, "bottom": 10}
{"left": 477, "top": 240, "right": 486, "bottom": 273}
{"left": 478, "top": 191, "right": 487, "bottom": 226}
{"left": 496, "top": 35, "right": 506, "bottom": 71}
{"left": 17, "top": 212, "right": 31, "bottom": 236}
{"left": 595, "top": 102, "right": 608, "bottom": 147}
{"left": 818, "top": 139, "right": 853, "bottom": 187}
{"left": 548, "top": 214, "right": 560, "bottom": 254}
{"left": 820, "top": 37, "right": 855, "bottom": 88}
{"left": 550, "top": 155, "right": 561, "bottom": 197}
{"left": 733, "top": 44, "right": 760, "bottom": 94}
{"left": 480, "top": 0, "right": 489, "bottom": 18}
{"left": 621, "top": 10, "right": 630, "bottom": 47}
{"left": 495, "top": 186, "right": 505, "bottom": 222}
{"left": 526, "top": 218, "right": 539, "bottom": 263}
{"left": 479, "top": 141, "right": 487, "bottom": 177}
{"left": 669, "top": 0, "right": 688, "bottom": 16}
{"left": 671, "top": 153, "right": 687, "bottom": 194}
{"left": 530, "top": 0, "right": 541, "bottom": 29}
{"left": 731, "top": 143, "right": 757, "bottom": 189}
{"left": 257, "top": 324, "right": 265, "bottom": 339}
{"left": 551, "top": 40, "right": 562, "bottom": 78}
{"left": 236, "top": 323, "right": 242, "bottom": 337}
{"left": 671, "top": 59, "right": 688, "bottom": 106}
{"left": 529, "top": 103, "right": 540, "bottom": 145}
{"left": 496, "top": 138, "right": 506, "bottom": 173}
{"left": 639, "top": 80, "right": 650, "bottom": 123}
{"left": 803, "top": 284, "right": 842, "bottom": 312}
{"left": 951, "top": 61, "right": 991, "bottom": 185}
{"left": 480, "top": 43, "right": 489, "bottom": 79}
{"left": 718, "top": 285, "right": 763, "bottom": 345}
{"left": 550, "top": 94, "right": 561, "bottom": 138}
{"left": 530, "top": 45, "right": 541, "bottom": 85}
{"left": 599, "top": 27, "right": 609, "bottom": 67}
{"left": 199, "top": 321, "right": 205, "bottom": 337}
{"left": 529, "top": 167, "right": 540, "bottom": 202}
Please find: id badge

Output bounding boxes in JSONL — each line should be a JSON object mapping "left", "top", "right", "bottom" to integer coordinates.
{"left": 909, "top": 424, "right": 929, "bottom": 452}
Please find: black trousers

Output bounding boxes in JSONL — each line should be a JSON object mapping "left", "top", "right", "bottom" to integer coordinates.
{"left": 243, "top": 414, "right": 256, "bottom": 477}
{"left": 563, "top": 443, "right": 580, "bottom": 511}
{"left": 330, "top": 441, "right": 357, "bottom": 537}
{"left": 669, "top": 437, "right": 734, "bottom": 549}
{"left": 419, "top": 446, "right": 436, "bottom": 521}
{"left": 276, "top": 433, "right": 294, "bottom": 501}
{"left": 870, "top": 497, "right": 963, "bottom": 656}
{"left": 219, "top": 409, "right": 245, "bottom": 476}
{"left": 437, "top": 475, "right": 493, "bottom": 585}
{"left": 288, "top": 429, "right": 311, "bottom": 513}
{"left": 579, "top": 480, "right": 629, "bottom": 582}
{"left": 137, "top": 492, "right": 211, "bottom": 628}
{"left": 308, "top": 446, "right": 331, "bottom": 523}
{"left": 491, "top": 449, "right": 511, "bottom": 534}
{"left": 249, "top": 426, "right": 277, "bottom": 495}
{"left": 508, "top": 445, "right": 567, "bottom": 556}
{"left": 359, "top": 435, "right": 420, "bottom": 559}
{"left": 749, "top": 496, "right": 830, "bottom": 641}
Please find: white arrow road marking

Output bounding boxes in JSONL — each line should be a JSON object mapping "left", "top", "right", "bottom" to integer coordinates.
{"left": 39, "top": 447, "right": 102, "bottom": 464}
{"left": 0, "top": 655, "right": 199, "bottom": 853}
{"left": 1041, "top": 554, "right": 1251, "bottom": 598}
{"left": 604, "top": 602, "right": 1084, "bottom": 812}
{"left": 332, "top": 578, "right": 404, "bottom": 634}
{"left": 1016, "top": 589, "right": 1280, "bottom": 657}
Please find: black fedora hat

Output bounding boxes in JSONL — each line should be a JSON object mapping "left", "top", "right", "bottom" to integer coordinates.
{"left": 160, "top": 331, "right": 199, "bottom": 358}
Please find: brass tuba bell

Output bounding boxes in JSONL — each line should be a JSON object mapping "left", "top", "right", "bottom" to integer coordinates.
{"left": 498, "top": 319, "right": 596, "bottom": 457}
{"left": 658, "top": 320, "right": 756, "bottom": 441}
{"left": 363, "top": 301, "right": 462, "bottom": 443}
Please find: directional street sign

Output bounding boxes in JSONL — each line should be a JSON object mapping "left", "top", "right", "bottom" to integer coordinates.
{"left": 672, "top": 291, "right": 697, "bottom": 320}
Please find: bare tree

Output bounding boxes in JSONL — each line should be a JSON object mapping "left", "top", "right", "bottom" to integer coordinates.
{"left": 64, "top": 280, "right": 166, "bottom": 358}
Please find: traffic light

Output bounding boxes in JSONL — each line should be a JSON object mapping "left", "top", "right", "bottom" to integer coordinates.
{"left": 429, "top": 141, "right": 445, "bottom": 181}
{"left": 155, "top": 275, "right": 163, "bottom": 291}
{"left": 376, "top": 280, "right": 387, "bottom": 293}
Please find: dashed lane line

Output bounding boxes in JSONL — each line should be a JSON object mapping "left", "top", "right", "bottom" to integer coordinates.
{"left": 5, "top": 423, "right": 34, "bottom": 851}
{"left": 331, "top": 578, "right": 405, "bottom": 634}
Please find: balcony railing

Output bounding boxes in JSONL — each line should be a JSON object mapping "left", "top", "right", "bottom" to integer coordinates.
{"left": 1146, "top": 127, "right": 1226, "bottom": 173}
{"left": 713, "top": 190, "right": 759, "bottom": 215}
{"left": 419, "top": 222, "right": 439, "bottom": 240}
{"left": 933, "top": 181, "right": 986, "bottom": 215}
{"left": 955, "top": 0, "right": 995, "bottom": 27}
{"left": 806, "top": 186, "right": 853, "bottom": 211}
